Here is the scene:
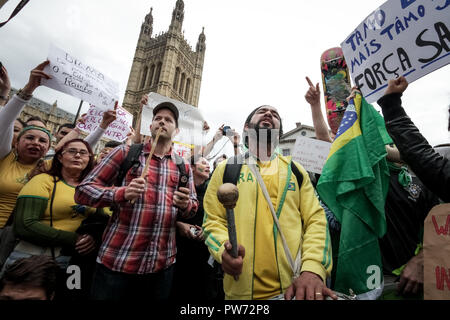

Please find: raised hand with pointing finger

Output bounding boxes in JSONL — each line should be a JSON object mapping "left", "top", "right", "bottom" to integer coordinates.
{"left": 305, "top": 76, "right": 321, "bottom": 108}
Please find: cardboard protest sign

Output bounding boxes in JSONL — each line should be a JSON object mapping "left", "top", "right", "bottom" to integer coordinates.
{"left": 77, "top": 104, "right": 133, "bottom": 142}
{"left": 141, "top": 92, "right": 205, "bottom": 146}
{"left": 292, "top": 137, "right": 331, "bottom": 174}
{"left": 341, "top": 0, "right": 450, "bottom": 103}
{"left": 424, "top": 204, "right": 450, "bottom": 300}
{"left": 42, "top": 45, "right": 119, "bottom": 110}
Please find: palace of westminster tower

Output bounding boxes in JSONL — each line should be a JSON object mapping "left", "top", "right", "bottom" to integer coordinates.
{"left": 122, "top": 0, "right": 206, "bottom": 122}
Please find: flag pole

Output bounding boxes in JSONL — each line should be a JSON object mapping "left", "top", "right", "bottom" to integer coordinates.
{"left": 73, "top": 100, "right": 83, "bottom": 126}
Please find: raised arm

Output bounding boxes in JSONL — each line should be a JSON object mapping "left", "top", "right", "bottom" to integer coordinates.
{"left": 0, "top": 63, "right": 11, "bottom": 107}
{"left": 305, "top": 77, "right": 332, "bottom": 143}
{"left": 83, "top": 103, "right": 117, "bottom": 148}
{"left": 132, "top": 94, "right": 148, "bottom": 144}
{"left": 201, "top": 125, "right": 225, "bottom": 157}
{"left": 0, "top": 61, "right": 51, "bottom": 159}
{"left": 377, "top": 76, "right": 450, "bottom": 202}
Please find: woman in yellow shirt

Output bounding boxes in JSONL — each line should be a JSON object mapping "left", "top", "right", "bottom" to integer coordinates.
{"left": 4, "top": 139, "right": 98, "bottom": 272}
{"left": 0, "top": 61, "right": 52, "bottom": 229}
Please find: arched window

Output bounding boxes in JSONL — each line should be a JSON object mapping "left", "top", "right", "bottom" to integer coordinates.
{"left": 184, "top": 78, "right": 191, "bottom": 101}
{"left": 173, "top": 67, "right": 181, "bottom": 91}
{"left": 179, "top": 73, "right": 186, "bottom": 96}
{"left": 148, "top": 64, "right": 156, "bottom": 87}
{"left": 154, "top": 62, "right": 162, "bottom": 86}
{"left": 140, "top": 66, "right": 148, "bottom": 89}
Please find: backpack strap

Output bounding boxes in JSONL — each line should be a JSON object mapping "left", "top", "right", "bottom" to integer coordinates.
{"left": 115, "top": 143, "right": 144, "bottom": 186}
{"left": 223, "top": 153, "right": 303, "bottom": 187}
{"left": 174, "top": 154, "right": 189, "bottom": 188}
{"left": 223, "top": 152, "right": 248, "bottom": 185}
{"left": 290, "top": 161, "right": 303, "bottom": 189}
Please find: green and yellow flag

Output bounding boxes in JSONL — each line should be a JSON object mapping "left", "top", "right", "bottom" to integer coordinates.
{"left": 317, "top": 93, "right": 392, "bottom": 299}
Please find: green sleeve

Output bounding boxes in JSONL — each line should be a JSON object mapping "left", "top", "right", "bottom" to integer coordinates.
{"left": 14, "top": 197, "right": 79, "bottom": 248}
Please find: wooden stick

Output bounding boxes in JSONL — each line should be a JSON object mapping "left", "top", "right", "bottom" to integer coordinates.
{"left": 140, "top": 127, "right": 163, "bottom": 179}
{"left": 131, "top": 127, "right": 163, "bottom": 204}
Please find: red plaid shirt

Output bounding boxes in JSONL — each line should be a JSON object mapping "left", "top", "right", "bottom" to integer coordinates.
{"left": 75, "top": 143, "right": 198, "bottom": 274}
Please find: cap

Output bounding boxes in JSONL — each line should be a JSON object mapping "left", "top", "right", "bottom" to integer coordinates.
{"left": 153, "top": 101, "right": 179, "bottom": 126}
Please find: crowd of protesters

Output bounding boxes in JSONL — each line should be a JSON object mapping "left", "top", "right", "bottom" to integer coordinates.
{"left": 0, "top": 57, "right": 448, "bottom": 302}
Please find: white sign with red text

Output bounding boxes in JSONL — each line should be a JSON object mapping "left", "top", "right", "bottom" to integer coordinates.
{"left": 77, "top": 104, "right": 133, "bottom": 142}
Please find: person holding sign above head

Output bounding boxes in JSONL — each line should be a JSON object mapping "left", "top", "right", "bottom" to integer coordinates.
{"left": 202, "top": 105, "right": 336, "bottom": 300}
{"left": 0, "top": 61, "right": 52, "bottom": 236}
{"left": 53, "top": 105, "right": 118, "bottom": 156}
{"left": 75, "top": 101, "right": 198, "bottom": 301}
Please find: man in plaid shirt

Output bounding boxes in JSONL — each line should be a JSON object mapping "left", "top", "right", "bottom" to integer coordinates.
{"left": 75, "top": 101, "right": 198, "bottom": 300}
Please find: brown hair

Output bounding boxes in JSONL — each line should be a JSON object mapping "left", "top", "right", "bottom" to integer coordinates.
{"left": 47, "top": 139, "right": 94, "bottom": 182}
{"left": 0, "top": 255, "right": 59, "bottom": 300}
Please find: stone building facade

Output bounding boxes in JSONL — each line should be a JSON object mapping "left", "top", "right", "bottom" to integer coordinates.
{"left": 10, "top": 88, "right": 75, "bottom": 135}
{"left": 122, "top": 0, "right": 206, "bottom": 124}
{"left": 278, "top": 122, "right": 319, "bottom": 156}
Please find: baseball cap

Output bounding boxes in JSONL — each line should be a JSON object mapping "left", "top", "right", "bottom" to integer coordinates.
{"left": 153, "top": 101, "right": 179, "bottom": 126}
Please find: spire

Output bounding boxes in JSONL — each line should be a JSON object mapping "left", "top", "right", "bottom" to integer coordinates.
{"left": 196, "top": 27, "right": 206, "bottom": 53}
{"left": 170, "top": 0, "right": 184, "bottom": 33}
{"left": 140, "top": 7, "right": 153, "bottom": 38}
{"left": 145, "top": 7, "right": 153, "bottom": 25}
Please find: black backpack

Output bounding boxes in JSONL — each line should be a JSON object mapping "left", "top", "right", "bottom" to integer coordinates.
{"left": 223, "top": 152, "right": 303, "bottom": 188}
{"left": 115, "top": 143, "right": 188, "bottom": 188}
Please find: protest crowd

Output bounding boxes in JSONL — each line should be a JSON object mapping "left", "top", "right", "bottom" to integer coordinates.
{"left": 0, "top": 1, "right": 449, "bottom": 303}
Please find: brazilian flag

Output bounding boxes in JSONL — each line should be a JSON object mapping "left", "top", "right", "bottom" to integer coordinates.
{"left": 316, "top": 93, "right": 392, "bottom": 299}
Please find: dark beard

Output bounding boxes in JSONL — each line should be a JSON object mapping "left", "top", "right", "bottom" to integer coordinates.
{"left": 247, "top": 122, "right": 280, "bottom": 150}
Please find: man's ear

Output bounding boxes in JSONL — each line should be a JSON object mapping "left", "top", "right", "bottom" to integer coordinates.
{"left": 173, "top": 127, "right": 180, "bottom": 138}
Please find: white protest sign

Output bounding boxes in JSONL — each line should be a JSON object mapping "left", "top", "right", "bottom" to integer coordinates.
{"left": 173, "top": 141, "right": 193, "bottom": 160}
{"left": 42, "top": 45, "right": 119, "bottom": 110}
{"left": 77, "top": 105, "right": 133, "bottom": 142}
{"left": 341, "top": 0, "right": 450, "bottom": 103}
{"left": 292, "top": 137, "right": 332, "bottom": 174}
{"left": 141, "top": 92, "right": 205, "bottom": 146}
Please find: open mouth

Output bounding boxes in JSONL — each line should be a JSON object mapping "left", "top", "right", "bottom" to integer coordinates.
{"left": 260, "top": 119, "right": 273, "bottom": 127}
{"left": 28, "top": 147, "right": 41, "bottom": 154}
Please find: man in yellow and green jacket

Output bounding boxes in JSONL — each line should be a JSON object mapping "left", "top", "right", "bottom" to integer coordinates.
{"left": 203, "top": 105, "right": 335, "bottom": 300}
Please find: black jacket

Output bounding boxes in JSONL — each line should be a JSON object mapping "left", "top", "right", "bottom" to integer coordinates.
{"left": 377, "top": 93, "right": 450, "bottom": 202}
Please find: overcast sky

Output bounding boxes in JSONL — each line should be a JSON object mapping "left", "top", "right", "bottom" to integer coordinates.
{"left": 1, "top": 0, "right": 449, "bottom": 158}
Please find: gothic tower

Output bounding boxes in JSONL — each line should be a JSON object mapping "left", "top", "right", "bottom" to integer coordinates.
{"left": 122, "top": 0, "right": 206, "bottom": 123}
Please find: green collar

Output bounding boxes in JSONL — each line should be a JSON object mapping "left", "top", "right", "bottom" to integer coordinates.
{"left": 387, "top": 161, "right": 411, "bottom": 188}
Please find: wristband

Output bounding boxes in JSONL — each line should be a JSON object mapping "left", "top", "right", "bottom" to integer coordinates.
{"left": 0, "top": 94, "right": 9, "bottom": 100}
{"left": 16, "top": 89, "right": 33, "bottom": 100}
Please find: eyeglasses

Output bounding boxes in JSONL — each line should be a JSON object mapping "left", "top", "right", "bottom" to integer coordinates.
{"left": 63, "top": 148, "right": 90, "bottom": 157}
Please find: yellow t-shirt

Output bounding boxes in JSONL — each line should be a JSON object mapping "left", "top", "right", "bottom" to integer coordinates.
{"left": 0, "top": 152, "right": 35, "bottom": 227}
{"left": 253, "top": 158, "right": 281, "bottom": 300}
{"left": 17, "top": 173, "right": 95, "bottom": 232}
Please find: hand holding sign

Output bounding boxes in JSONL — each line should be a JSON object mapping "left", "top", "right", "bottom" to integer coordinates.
{"left": 384, "top": 76, "right": 409, "bottom": 96}
{"left": 22, "top": 61, "right": 51, "bottom": 96}
{"left": 77, "top": 103, "right": 132, "bottom": 142}
{"left": 99, "top": 102, "right": 118, "bottom": 129}
{"left": 42, "top": 45, "right": 119, "bottom": 110}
